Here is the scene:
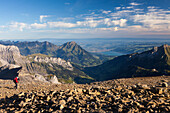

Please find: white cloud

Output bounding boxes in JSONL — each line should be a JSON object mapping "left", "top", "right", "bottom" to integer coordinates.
{"left": 114, "top": 27, "right": 118, "bottom": 31}
{"left": 9, "top": 22, "right": 29, "bottom": 31}
{"left": 0, "top": 25, "right": 6, "bottom": 28}
{"left": 130, "top": 2, "right": 141, "bottom": 6}
{"left": 77, "top": 20, "right": 98, "bottom": 28}
{"left": 31, "top": 23, "right": 47, "bottom": 29}
{"left": 115, "top": 7, "right": 121, "bottom": 10}
{"left": 134, "top": 9, "right": 144, "bottom": 12}
{"left": 40, "top": 15, "right": 50, "bottom": 23}
{"left": 104, "top": 18, "right": 112, "bottom": 26}
{"left": 110, "top": 10, "right": 135, "bottom": 19}
{"left": 47, "top": 22, "right": 76, "bottom": 28}
{"left": 112, "top": 19, "right": 127, "bottom": 27}
{"left": 0, "top": 3, "right": 169, "bottom": 39}
{"left": 126, "top": 6, "right": 133, "bottom": 9}
{"left": 76, "top": 18, "right": 103, "bottom": 28}
{"left": 133, "top": 8, "right": 170, "bottom": 31}
{"left": 102, "top": 10, "right": 111, "bottom": 14}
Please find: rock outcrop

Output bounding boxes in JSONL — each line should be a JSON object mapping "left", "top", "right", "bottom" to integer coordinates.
{"left": 0, "top": 44, "right": 24, "bottom": 79}
{"left": 0, "top": 44, "right": 23, "bottom": 66}
{"left": 34, "top": 74, "right": 61, "bottom": 84}
{"left": 31, "top": 55, "right": 73, "bottom": 71}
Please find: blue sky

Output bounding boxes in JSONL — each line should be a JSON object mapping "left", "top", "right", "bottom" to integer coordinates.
{"left": 0, "top": 0, "right": 170, "bottom": 39}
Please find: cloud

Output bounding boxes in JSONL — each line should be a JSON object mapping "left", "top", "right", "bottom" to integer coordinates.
{"left": 0, "top": 25, "right": 6, "bottom": 28}
{"left": 115, "top": 7, "right": 121, "bottom": 10}
{"left": 31, "top": 23, "right": 47, "bottom": 29}
{"left": 104, "top": 18, "right": 112, "bottom": 26}
{"left": 65, "top": 3, "right": 70, "bottom": 5}
{"left": 114, "top": 27, "right": 118, "bottom": 31}
{"left": 112, "top": 19, "right": 127, "bottom": 27}
{"left": 102, "top": 10, "right": 111, "bottom": 14}
{"left": 9, "top": 22, "right": 28, "bottom": 31}
{"left": 76, "top": 18, "right": 103, "bottom": 28}
{"left": 130, "top": 2, "right": 141, "bottom": 6}
{"left": 125, "top": 25, "right": 148, "bottom": 31}
{"left": 133, "top": 8, "right": 170, "bottom": 31}
{"left": 0, "top": 2, "right": 169, "bottom": 39}
{"left": 40, "top": 15, "right": 50, "bottom": 23}
{"left": 47, "top": 22, "right": 76, "bottom": 28}
{"left": 32, "top": 28, "right": 92, "bottom": 34}
{"left": 126, "top": 6, "right": 133, "bottom": 9}
{"left": 110, "top": 10, "right": 135, "bottom": 19}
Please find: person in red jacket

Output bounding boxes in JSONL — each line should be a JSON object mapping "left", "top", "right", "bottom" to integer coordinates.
{"left": 13, "top": 77, "right": 19, "bottom": 89}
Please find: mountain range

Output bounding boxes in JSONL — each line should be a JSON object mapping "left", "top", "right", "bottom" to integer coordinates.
{"left": 0, "top": 44, "right": 94, "bottom": 83}
{"left": 0, "top": 41, "right": 104, "bottom": 67}
{"left": 0, "top": 40, "right": 169, "bottom": 83}
{"left": 84, "top": 44, "right": 170, "bottom": 81}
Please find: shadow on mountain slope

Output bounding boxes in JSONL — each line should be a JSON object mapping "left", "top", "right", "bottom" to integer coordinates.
{"left": 0, "top": 66, "right": 22, "bottom": 80}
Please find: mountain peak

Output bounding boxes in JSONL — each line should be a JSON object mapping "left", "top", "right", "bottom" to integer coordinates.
{"left": 162, "top": 44, "right": 169, "bottom": 48}
{"left": 66, "top": 41, "right": 77, "bottom": 46}
{"left": 70, "top": 41, "right": 76, "bottom": 44}
{"left": 157, "top": 44, "right": 170, "bottom": 56}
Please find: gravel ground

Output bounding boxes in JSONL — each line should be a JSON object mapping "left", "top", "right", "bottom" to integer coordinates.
{"left": 0, "top": 76, "right": 169, "bottom": 99}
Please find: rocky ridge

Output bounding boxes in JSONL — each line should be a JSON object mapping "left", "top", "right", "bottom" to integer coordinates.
{"left": 30, "top": 54, "right": 73, "bottom": 71}
{"left": 84, "top": 44, "right": 170, "bottom": 81}
{"left": 0, "top": 44, "right": 23, "bottom": 66}
{"left": 0, "top": 44, "right": 93, "bottom": 83}
{"left": 0, "top": 44, "right": 72, "bottom": 83}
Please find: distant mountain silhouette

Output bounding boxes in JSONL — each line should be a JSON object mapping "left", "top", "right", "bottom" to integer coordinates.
{"left": 84, "top": 44, "right": 170, "bottom": 81}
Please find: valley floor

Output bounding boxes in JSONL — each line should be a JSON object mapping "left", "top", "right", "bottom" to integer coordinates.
{"left": 0, "top": 76, "right": 169, "bottom": 112}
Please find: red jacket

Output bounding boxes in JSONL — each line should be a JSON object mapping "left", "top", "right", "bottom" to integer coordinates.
{"left": 14, "top": 77, "right": 19, "bottom": 83}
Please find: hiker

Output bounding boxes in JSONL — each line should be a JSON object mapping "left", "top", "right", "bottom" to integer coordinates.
{"left": 13, "top": 76, "right": 19, "bottom": 89}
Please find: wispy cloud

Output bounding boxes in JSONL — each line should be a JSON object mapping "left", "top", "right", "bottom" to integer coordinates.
{"left": 102, "top": 10, "right": 111, "bottom": 14}
{"left": 130, "top": 2, "right": 142, "bottom": 6}
{"left": 76, "top": 18, "right": 102, "bottom": 28}
{"left": 115, "top": 7, "right": 121, "bottom": 10}
{"left": 47, "top": 22, "right": 76, "bottom": 28}
{"left": 40, "top": 15, "right": 50, "bottom": 23}
{"left": 65, "top": 3, "right": 70, "bottom": 5}
{"left": 31, "top": 23, "right": 47, "bottom": 29}
{"left": 0, "top": 2, "right": 169, "bottom": 38}
{"left": 133, "top": 6, "right": 170, "bottom": 31}
{"left": 9, "top": 22, "right": 29, "bottom": 31}
{"left": 112, "top": 19, "right": 127, "bottom": 27}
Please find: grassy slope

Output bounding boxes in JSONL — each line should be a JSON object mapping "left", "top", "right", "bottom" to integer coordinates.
{"left": 84, "top": 45, "right": 170, "bottom": 81}
{"left": 26, "top": 54, "right": 94, "bottom": 83}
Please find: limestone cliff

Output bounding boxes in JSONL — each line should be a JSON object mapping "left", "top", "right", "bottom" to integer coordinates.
{"left": 0, "top": 45, "right": 69, "bottom": 83}
{"left": 0, "top": 44, "right": 24, "bottom": 66}
{"left": 0, "top": 44, "right": 91, "bottom": 83}
{"left": 29, "top": 54, "right": 73, "bottom": 71}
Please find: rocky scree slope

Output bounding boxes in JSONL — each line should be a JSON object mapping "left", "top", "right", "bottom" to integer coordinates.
{"left": 0, "top": 44, "right": 92, "bottom": 83}
{"left": 84, "top": 44, "right": 170, "bottom": 81}
{"left": 0, "top": 76, "right": 169, "bottom": 113}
